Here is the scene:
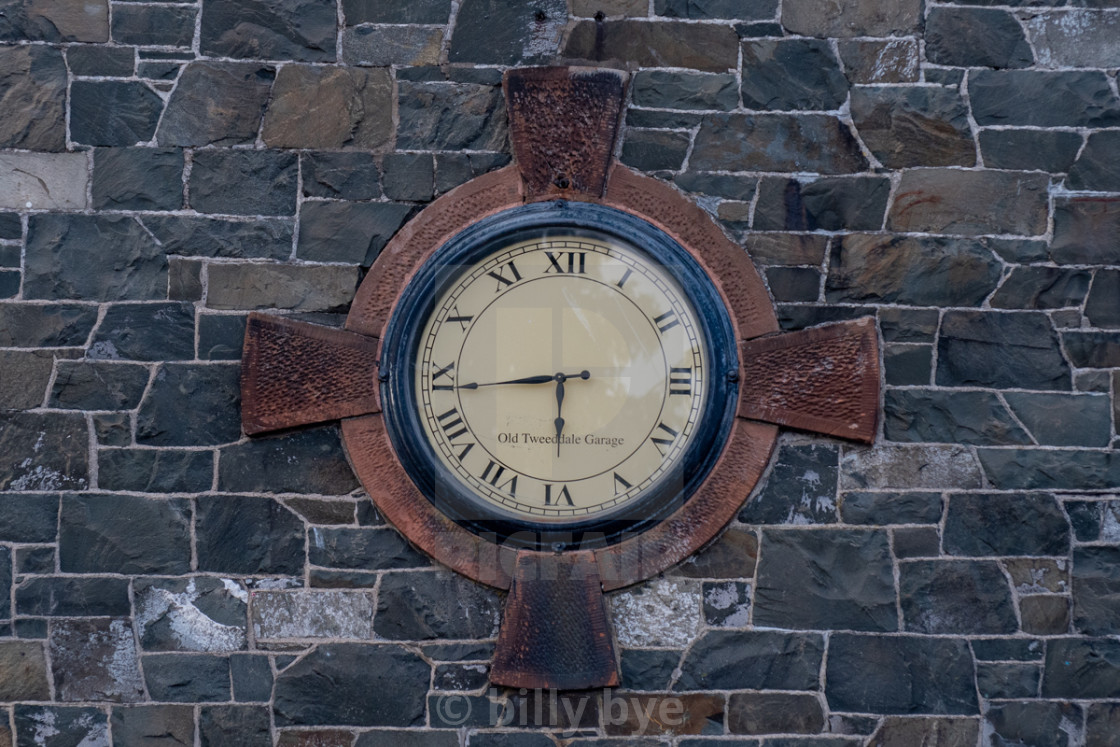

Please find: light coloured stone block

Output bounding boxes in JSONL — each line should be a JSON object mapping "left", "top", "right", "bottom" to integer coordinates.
{"left": 0, "top": 152, "right": 89, "bottom": 210}
{"left": 253, "top": 590, "right": 375, "bottom": 639}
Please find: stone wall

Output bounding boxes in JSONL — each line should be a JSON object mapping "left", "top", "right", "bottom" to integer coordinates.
{"left": 1, "top": 0, "right": 1119, "bottom": 744}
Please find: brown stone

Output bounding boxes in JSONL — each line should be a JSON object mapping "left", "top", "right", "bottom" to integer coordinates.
{"left": 0, "top": 350, "right": 55, "bottom": 409}
{"left": 887, "top": 169, "right": 1049, "bottom": 236}
{"left": 1051, "top": 197, "right": 1120, "bottom": 265}
{"left": 838, "top": 39, "right": 919, "bottom": 84}
{"left": 0, "top": 641, "right": 50, "bottom": 700}
{"left": 868, "top": 717, "right": 980, "bottom": 747}
{"left": 206, "top": 263, "right": 360, "bottom": 312}
{"left": 747, "top": 234, "right": 829, "bottom": 266}
{"left": 341, "top": 26, "right": 442, "bottom": 66}
{"left": 157, "top": 62, "right": 275, "bottom": 147}
{"left": 262, "top": 66, "right": 392, "bottom": 150}
{"left": 0, "top": 0, "right": 109, "bottom": 41}
{"left": 603, "top": 693, "right": 724, "bottom": 736}
{"left": 564, "top": 20, "right": 738, "bottom": 72}
{"left": 692, "top": 113, "right": 868, "bottom": 174}
{"left": 782, "top": 0, "right": 921, "bottom": 37}
{"left": 572, "top": 0, "right": 646, "bottom": 15}
{"left": 276, "top": 731, "right": 355, "bottom": 747}
{"left": 850, "top": 86, "right": 975, "bottom": 168}
{"left": 0, "top": 45, "right": 67, "bottom": 150}
{"left": 1004, "top": 558, "right": 1069, "bottom": 595}
{"left": 728, "top": 692, "right": 825, "bottom": 735}
{"left": 1020, "top": 595, "right": 1071, "bottom": 636}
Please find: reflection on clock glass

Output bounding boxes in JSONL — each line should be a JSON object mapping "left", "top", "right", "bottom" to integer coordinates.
{"left": 415, "top": 233, "right": 707, "bottom": 522}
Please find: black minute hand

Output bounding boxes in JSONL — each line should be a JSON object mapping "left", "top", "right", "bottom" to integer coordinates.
{"left": 459, "top": 371, "right": 589, "bottom": 390}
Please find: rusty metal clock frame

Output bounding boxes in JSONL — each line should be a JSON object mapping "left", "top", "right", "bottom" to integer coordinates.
{"left": 240, "top": 67, "right": 880, "bottom": 691}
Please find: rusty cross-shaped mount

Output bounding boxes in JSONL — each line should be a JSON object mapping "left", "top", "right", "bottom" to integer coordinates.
{"left": 241, "top": 66, "right": 881, "bottom": 691}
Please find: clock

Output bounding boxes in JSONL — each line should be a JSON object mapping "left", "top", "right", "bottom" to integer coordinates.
{"left": 240, "top": 66, "right": 880, "bottom": 690}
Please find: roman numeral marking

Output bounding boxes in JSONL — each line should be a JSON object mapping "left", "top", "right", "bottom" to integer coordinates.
{"left": 437, "top": 407, "right": 470, "bottom": 442}
{"left": 653, "top": 310, "right": 679, "bottom": 333}
{"left": 487, "top": 260, "right": 522, "bottom": 290}
{"left": 669, "top": 367, "right": 692, "bottom": 396}
{"left": 447, "top": 305, "right": 472, "bottom": 332}
{"left": 431, "top": 362, "right": 455, "bottom": 391}
{"left": 613, "top": 473, "right": 632, "bottom": 495}
{"left": 650, "top": 422, "right": 679, "bottom": 457}
{"left": 544, "top": 483, "right": 574, "bottom": 506}
{"left": 544, "top": 251, "right": 587, "bottom": 275}
{"left": 481, "top": 461, "right": 518, "bottom": 496}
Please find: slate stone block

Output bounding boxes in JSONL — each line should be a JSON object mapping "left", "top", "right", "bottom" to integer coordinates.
{"left": 355, "top": 732, "right": 459, "bottom": 747}
{"left": 1063, "top": 331, "right": 1120, "bottom": 368}
{"left": 676, "top": 630, "right": 824, "bottom": 691}
{"left": 262, "top": 66, "right": 392, "bottom": 149}
{"left": 13, "top": 706, "right": 108, "bottom": 747}
{"left": 1087, "top": 270, "right": 1120, "bottom": 328}
{"left": 755, "top": 177, "right": 890, "bottom": 232}
{"left": 231, "top": 653, "right": 273, "bottom": 701}
{"left": 900, "top": 560, "right": 1017, "bottom": 634}
{"left": 692, "top": 113, "right": 868, "bottom": 174}
{"left": 1050, "top": 197, "right": 1120, "bottom": 265}
{"left": 375, "top": 571, "right": 501, "bottom": 640}
{"left": 302, "top": 152, "right": 381, "bottom": 200}
{"left": 976, "top": 662, "right": 1041, "bottom": 700}
{"left": 0, "top": 551, "right": 9, "bottom": 619}
{"left": 969, "top": 71, "right": 1120, "bottom": 128}
{"left": 111, "top": 3, "right": 195, "bottom": 46}
{"left": 850, "top": 86, "right": 974, "bottom": 168}
{"left": 892, "top": 527, "right": 940, "bottom": 559}
{"left": 286, "top": 497, "right": 356, "bottom": 525}
{"left": 60, "top": 494, "right": 191, "bottom": 574}
{"left": 47, "top": 361, "right": 148, "bottom": 410}
{"left": 884, "top": 389, "right": 1029, "bottom": 446}
{"left": 1073, "top": 547, "right": 1120, "bottom": 635}
{"left": 840, "top": 445, "right": 983, "bottom": 491}
{"left": 1065, "top": 499, "right": 1120, "bottom": 543}
{"left": 92, "top": 147, "right": 183, "bottom": 211}
{"left": 200, "top": 706, "right": 272, "bottom": 747}
{"left": 1087, "top": 703, "right": 1120, "bottom": 747}
{"left": 765, "top": 267, "right": 819, "bottom": 302}
{"left": 781, "top": 0, "right": 921, "bottom": 37}
{"left": 201, "top": 0, "right": 336, "bottom": 61}
{"left": 840, "top": 491, "right": 941, "bottom": 525}
{"left": 979, "top": 129, "right": 1083, "bottom": 173}
{"left": 741, "top": 38, "right": 848, "bottom": 111}
{"left": 134, "top": 576, "right": 248, "bottom": 652}
{"left": 0, "top": 641, "right": 49, "bottom": 701}
{"left": 0, "top": 212, "right": 20, "bottom": 239}
{"left": 925, "top": 7, "right": 1032, "bottom": 68}
{"left": 253, "top": 590, "right": 373, "bottom": 640}
{"left": 936, "top": 311, "right": 1070, "bottom": 390}
{"left": 89, "top": 302, "right": 195, "bottom": 361}
{"left": 618, "top": 649, "right": 679, "bottom": 691}
{"left": 190, "top": 150, "right": 298, "bottom": 216}
{"left": 739, "top": 443, "right": 838, "bottom": 525}
{"left": 0, "top": 0, "right": 108, "bottom": 41}
{"left": 837, "top": 39, "right": 919, "bottom": 84}
{"left": 70, "top": 80, "right": 163, "bottom": 146}
{"left": 397, "top": 82, "right": 508, "bottom": 151}
{"left": 702, "top": 581, "right": 751, "bottom": 626}
{"left": 826, "top": 635, "right": 977, "bottom": 714}
{"left": 1026, "top": 9, "right": 1120, "bottom": 68}
{"left": 1004, "top": 392, "right": 1112, "bottom": 447}
{"left": 0, "top": 350, "right": 54, "bottom": 409}
{"left": 944, "top": 493, "right": 1069, "bottom": 557}
{"left": 0, "top": 45, "right": 67, "bottom": 150}
{"left": 658, "top": 0, "right": 776, "bottom": 18}
{"left": 620, "top": 129, "right": 691, "bottom": 172}
{"left": 25, "top": 214, "right": 165, "bottom": 301}
{"left": 308, "top": 527, "right": 429, "bottom": 570}
{"left": 867, "top": 717, "right": 979, "bottom": 747}
{"left": 1043, "top": 638, "right": 1120, "bottom": 698}
{"left": 137, "top": 363, "right": 241, "bottom": 446}
{"left": 169, "top": 258, "right": 204, "bottom": 302}
{"left": 343, "top": 0, "right": 451, "bottom": 23}
{"left": 887, "top": 169, "right": 1049, "bottom": 236}
{"left": 219, "top": 428, "right": 358, "bottom": 495}
{"left": 143, "top": 215, "right": 294, "bottom": 260}
{"left": 274, "top": 644, "right": 428, "bottom": 726}
{"left": 632, "top": 70, "right": 737, "bottom": 110}
{"left": 434, "top": 153, "right": 509, "bottom": 194}
{"left": 198, "top": 314, "right": 247, "bottom": 361}
{"left": 1068, "top": 130, "right": 1120, "bottom": 192}
{"left": 989, "top": 267, "right": 1091, "bottom": 310}
{"left": 727, "top": 692, "right": 824, "bottom": 735}
{"left": 97, "top": 449, "right": 214, "bottom": 493}
{"left": 206, "top": 262, "right": 360, "bottom": 312}
{"left": 973, "top": 638, "right": 1044, "bottom": 663}
{"left": 16, "top": 577, "right": 130, "bottom": 616}
{"left": 673, "top": 527, "right": 758, "bottom": 579}
{"left": 0, "top": 494, "right": 59, "bottom": 543}
{"left": 342, "top": 25, "right": 443, "bottom": 66}
{"left": 433, "top": 662, "right": 488, "bottom": 691}
{"left": 0, "top": 269, "right": 18, "bottom": 298}
{"left": 449, "top": 0, "right": 566, "bottom": 65}
{"left": 196, "top": 495, "right": 305, "bottom": 575}
{"left": 884, "top": 345, "right": 931, "bottom": 387}
{"left": 67, "top": 44, "right": 134, "bottom": 76}
{"left": 755, "top": 529, "right": 897, "bottom": 631}
{"left": 143, "top": 654, "right": 231, "bottom": 702}
{"left": 979, "top": 449, "right": 1120, "bottom": 491}
{"left": 564, "top": 19, "right": 738, "bottom": 71}
{"left": 158, "top": 62, "right": 275, "bottom": 147}
{"left": 1020, "top": 595, "right": 1070, "bottom": 635}
{"left": 111, "top": 706, "right": 195, "bottom": 746}
{"left": 0, "top": 411, "right": 89, "bottom": 491}
{"left": 50, "top": 618, "right": 143, "bottom": 702}
{"left": 381, "top": 154, "right": 434, "bottom": 201}
{"left": 986, "top": 702, "right": 1083, "bottom": 747}
{"left": 879, "top": 309, "right": 939, "bottom": 344}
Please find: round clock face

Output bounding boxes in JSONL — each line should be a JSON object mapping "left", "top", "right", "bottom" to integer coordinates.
{"left": 382, "top": 203, "right": 736, "bottom": 548}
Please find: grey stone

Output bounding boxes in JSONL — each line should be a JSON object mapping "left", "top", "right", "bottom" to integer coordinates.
{"left": 342, "top": 26, "right": 443, "bottom": 66}
{"left": 302, "top": 152, "right": 381, "bottom": 200}
{"left": 826, "top": 635, "right": 977, "bottom": 714}
{"left": 976, "top": 662, "right": 1042, "bottom": 699}
{"left": 1005, "top": 392, "right": 1112, "bottom": 447}
{"left": 375, "top": 571, "right": 501, "bottom": 640}
{"left": 740, "top": 443, "right": 838, "bottom": 525}
{"left": 840, "top": 491, "right": 941, "bottom": 525}
{"left": 70, "top": 81, "right": 163, "bottom": 146}
{"left": 92, "top": 147, "right": 183, "bottom": 211}
{"left": 741, "top": 38, "right": 847, "bottom": 111}
{"left": 0, "top": 45, "right": 67, "bottom": 150}
{"left": 0, "top": 411, "right": 88, "bottom": 491}
{"left": 110, "top": 4, "right": 195, "bottom": 46}
{"left": 201, "top": 0, "right": 336, "bottom": 61}
{"left": 13, "top": 706, "right": 109, "bottom": 747}
{"left": 137, "top": 363, "right": 241, "bottom": 446}
{"left": 0, "top": 641, "right": 50, "bottom": 700}
{"left": 675, "top": 172, "right": 759, "bottom": 202}
{"left": 755, "top": 528, "right": 896, "bottom": 631}
{"left": 50, "top": 618, "right": 143, "bottom": 702}
{"left": 632, "top": 70, "right": 737, "bottom": 110}
{"left": 196, "top": 496, "right": 305, "bottom": 575}
{"left": 343, "top": 0, "right": 451, "bottom": 23}
{"left": 900, "top": 560, "right": 1017, "bottom": 634}
{"left": 89, "top": 302, "right": 195, "bottom": 361}
{"left": 620, "top": 129, "right": 691, "bottom": 172}
{"left": 981, "top": 237, "right": 1051, "bottom": 264}
{"left": 868, "top": 718, "right": 979, "bottom": 747}
{"left": 206, "top": 263, "right": 360, "bottom": 312}
{"left": 887, "top": 169, "right": 1048, "bottom": 236}
{"left": 111, "top": 706, "right": 194, "bottom": 747}
{"left": 168, "top": 257, "right": 203, "bottom": 301}
{"left": 673, "top": 527, "right": 758, "bottom": 579}
{"left": 779, "top": 305, "right": 878, "bottom": 331}
{"left": 1068, "top": 130, "right": 1120, "bottom": 192}
{"left": 936, "top": 311, "right": 1070, "bottom": 390}
{"left": 200, "top": 706, "right": 271, "bottom": 747}
{"left": 1087, "top": 270, "right": 1120, "bottom": 328}
{"left": 986, "top": 702, "right": 1082, "bottom": 747}
{"left": 449, "top": 0, "right": 566, "bottom": 65}
{"left": 0, "top": 0, "right": 108, "bottom": 41}
{"left": 884, "top": 345, "right": 932, "bottom": 386}
{"left": 658, "top": 0, "right": 775, "bottom": 18}
{"left": 262, "top": 66, "right": 392, "bottom": 149}
{"left": 274, "top": 644, "right": 428, "bottom": 726}
{"left": 628, "top": 109, "right": 703, "bottom": 129}
{"left": 0, "top": 212, "right": 19, "bottom": 238}
{"left": 766, "top": 267, "right": 820, "bottom": 302}
{"left": 198, "top": 314, "right": 247, "bottom": 361}
{"left": 60, "top": 494, "right": 191, "bottom": 574}
{"left": 134, "top": 577, "right": 248, "bottom": 652}
{"left": 850, "top": 86, "right": 974, "bottom": 168}
{"left": 97, "top": 449, "right": 214, "bottom": 493}
{"left": 0, "top": 269, "right": 18, "bottom": 298}
{"left": 747, "top": 234, "right": 828, "bottom": 268}
{"left": 434, "top": 152, "right": 509, "bottom": 194}
{"left": 381, "top": 153, "right": 433, "bottom": 201}
{"left": 610, "top": 577, "right": 700, "bottom": 647}
{"left": 973, "top": 639, "right": 1044, "bottom": 663}
{"left": 1087, "top": 704, "right": 1120, "bottom": 747}
{"left": 253, "top": 591, "right": 374, "bottom": 639}
{"left": 944, "top": 493, "right": 1069, "bottom": 556}
{"left": 925, "top": 7, "right": 1032, "bottom": 68}
{"left": 67, "top": 44, "right": 133, "bottom": 76}
{"left": 702, "top": 581, "right": 751, "bottom": 626}
{"left": 1043, "top": 638, "right": 1120, "bottom": 698}
{"left": 433, "top": 662, "right": 488, "bottom": 691}
{"left": 397, "top": 82, "right": 508, "bottom": 151}
{"left": 1063, "top": 331, "right": 1120, "bottom": 368}
{"left": 1073, "top": 547, "right": 1120, "bottom": 635}
{"left": 978, "top": 449, "right": 1120, "bottom": 491}
{"left": 0, "top": 152, "right": 88, "bottom": 210}
{"left": 219, "top": 427, "right": 359, "bottom": 494}
{"left": 727, "top": 692, "right": 824, "bottom": 735}
{"left": 0, "top": 494, "right": 58, "bottom": 542}
{"left": 143, "top": 654, "right": 230, "bottom": 702}
{"left": 692, "top": 113, "right": 868, "bottom": 173}
{"left": 754, "top": 177, "right": 890, "bottom": 232}
{"left": 0, "top": 350, "right": 54, "bottom": 409}
{"left": 969, "top": 71, "right": 1120, "bottom": 127}
{"left": 93, "top": 413, "right": 131, "bottom": 447}
{"left": 1062, "top": 499, "right": 1117, "bottom": 543}
{"left": 287, "top": 497, "right": 357, "bottom": 524}
{"left": 620, "top": 649, "right": 679, "bottom": 691}
{"left": 564, "top": 19, "right": 738, "bottom": 71}
{"left": 356, "top": 732, "right": 460, "bottom": 747}
{"left": 231, "top": 654, "right": 273, "bottom": 701}
{"left": 190, "top": 150, "right": 297, "bottom": 216}
{"left": 16, "top": 577, "right": 130, "bottom": 616}
{"left": 1026, "top": 9, "right": 1120, "bottom": 68}
{"left": 979, "top": 129, "right": 1083, "bottom": 173}
{"left": 884, "top": 389, "right": 1030, "bottom": 446}
{"left": 837, "top": 39, "right": 919, "bottom": 84}
{"left": 840, "top": 445, "right": 983, "bottom": 490}
{"left": 158, "top": 63, "right": 275, "bottom": 147}
{"left": 893, "top": 528, "right": 941, "bottom": 559}
{"left": 782, "top": 0, "right": 921, "bottom": 36}
{"left": 25, "top": 214, "right": 165, "bottom": 301}
{"left": 989, "top": 267, "right": 1091, "bottom": 310}
{"left": 143, "top": 216, "right": 294, "bottom": 260}
{"left": 1020, "top": 595, "right": 1070, "bottom": 636}
{"left": 138, "top": 60, "right": 181, "bottom": 81}
{"left": 49, "top": 361, "right": 149, "bottom": 410}
{"left": 308, "top": 527, "right": 429, "bottom": 569}
{"left": 676, "top": 630, "right": 824, "bottom": 691}
{"left": 1051, "top": 197, "right": 1120, "bottom": 265}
